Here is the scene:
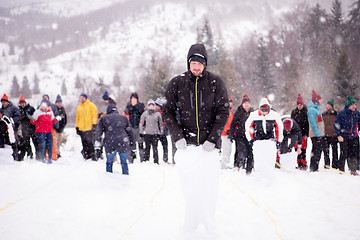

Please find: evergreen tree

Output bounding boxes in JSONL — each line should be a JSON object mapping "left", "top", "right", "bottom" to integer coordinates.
{"left": 20, "top": 76, "right": 32, "bottom": 99}
{"left": 333, "top": 52, "right": 357, "bottom": 102}
{"left": 61, "top": 80, "right": 67, "bottom": 95}
{"left": 75, "top": 74, "right": 82, "bottom": 88}
{"left": 113, "top": 72, "right": 121, "bottom": 86}
{"left": 2, "top": 49, "right": 5, "bottom": 57}
{"left": 252, "top": 38, "right": 275, "bottom": 98}
{"left": 9, "top": 43, "right": 15, "bottom": 56}
{"left": 33, "top": 74, "right": 40, "bottom": 95}
{"left": 10, "top": 76, "right": 20, "bottom": 98}
{"left": 329, "top": 0, "right": 344, "bottom": 52}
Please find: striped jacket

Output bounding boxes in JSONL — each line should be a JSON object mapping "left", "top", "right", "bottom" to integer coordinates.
{"left": 245, "top": 109, "right": 284, "bottom": 146}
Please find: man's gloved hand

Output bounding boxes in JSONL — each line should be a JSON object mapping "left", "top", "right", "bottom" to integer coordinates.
{"left": 76, "top": 127, "right": 80, "bottom": 135}
{"left": 55, "top": 115, "right": 62, "bottom": 121}
{"left": 94, "top": 141, "right": 101, "bottom": 150}
{"left": 203, "top": 140, "right": 215, "bottom": 152}
{"left": 175, "top": 138, "right": 187, "bottom": 150}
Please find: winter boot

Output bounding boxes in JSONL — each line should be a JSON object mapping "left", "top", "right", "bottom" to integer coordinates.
{"left": 47, "top": 160, "right": 52, "bottom": 164}
{"left": 106, "top": 163, "right": 113, "bottom": 173}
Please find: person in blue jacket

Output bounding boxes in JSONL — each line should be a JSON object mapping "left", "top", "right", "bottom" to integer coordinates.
{"left": 334, "top": 96, "right": 360, "bottom": 176}
{"left": 307, "top": 90, "right": 326, "bottom": 172}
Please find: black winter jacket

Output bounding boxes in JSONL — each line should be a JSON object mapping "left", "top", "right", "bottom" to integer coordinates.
{"left": 96, "top": 104, "right": 135, "bottom": 154}
{"left": 163, "top": 44, "right": 229, "bottom": 148}
{"left": 55, "top": 106, "right": 67, "bottom": 133}
{"left": 291, "top": 106, "right": 309, "bottom": 137}
{"left": 229, "top": 106, "right": 253, "bottom": 140}
{"left": 19, "top": 103, "right": 36, "bottom": 132}
{"left": 282, "top": 117, "right": 302, "bottom": 146}
{"left": 124, "top": 102, "right": 145, "bottom": 129}
{"left": 1, "top": 101, "right": 21, "bottom": 130}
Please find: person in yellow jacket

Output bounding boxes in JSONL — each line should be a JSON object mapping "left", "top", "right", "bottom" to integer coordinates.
{"left": 76, "top": 93, "right": 98, "bottom": 160}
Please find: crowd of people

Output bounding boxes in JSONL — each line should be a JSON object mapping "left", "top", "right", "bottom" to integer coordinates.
{"left": 1, "top": 48, "right": 360, "bottom": 177}
{"left": 0, "top": 93, "right": 67, "bottom": 163}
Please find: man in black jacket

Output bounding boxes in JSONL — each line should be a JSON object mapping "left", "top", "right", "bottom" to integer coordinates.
{"left": 229, "top": 94, "right": 254, "bottom": 174}
{"left": 291, "top": 94, "right": 309, "bottom": 170}
{"left": 0, "top": 94, "right": 20, "bottom": 160}
{"left": 95, "top": 104, "right": 134, "bottom": 174}
{"left": 55, "top": 95, "right": 67, "bottom": 158}
{"left": 163, "top": 43, "right": 229, "bottom": 234}
{"left": 18, "top": 96, "right": 38, "bottom": 160}
{"left": 123, "top": 92, "right": 145, "bottom": 163}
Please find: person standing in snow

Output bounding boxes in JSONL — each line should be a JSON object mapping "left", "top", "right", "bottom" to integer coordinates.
{"left": 291, "top": 94, "right": 309, "bottom": 170}
{"left": 18, "top": 96, "right": 38, "bottom": 160}
{"left": 55, "top": 95, "right": 67, "bottom": 159}
{"left": 95, "top": 104, "right": 134, "bottom": 174}
{"left": 0, "top": 94, "right": 21, "bottom": 161}
{"left": 163, "top": 43, "right": 229, "bottom": 234}
{"left": 245, "top": 97, "right": 283, "bottom": 178}
{"left": 30, "top": 100, "right": 60, "bottom": 164}
{"left": 322, "top": 99, "right": 339, "bottom": 169}
{"left": 76, "top": 93, "right": 98, "bottom": 161}
{"left": 139, "top": 99, "right": 162, "bottom": 164}
{"left": 123, "top": 92, "right": 145, "bottom": 163}
{"left": 229, "top": 94, "right": 254, "bottom": 173}
{"left": 276, "top": 117, "right": 302, "bottom": 166}
{"left": 155, "top": 97, "right": 169, "bottom": 163}
{"left": 307, "top": 90, "right": 326, "bottom": 172}
{"left": 334, "top": 96, "right": 360, "bottom": 176}
{"left": 220, "top": 98, "right": 234, "bottom": 169}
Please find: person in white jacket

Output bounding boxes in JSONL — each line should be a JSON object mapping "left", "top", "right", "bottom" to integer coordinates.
{"left": 245, "top": 98, "right": 283, "bottom": 180}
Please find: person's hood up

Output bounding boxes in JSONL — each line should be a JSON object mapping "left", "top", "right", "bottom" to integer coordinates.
{"left": 106, "top": 104, "right": 118, "bottom": 114}
{"left": 187, "top": 43, "right": 208, "bottom": 70}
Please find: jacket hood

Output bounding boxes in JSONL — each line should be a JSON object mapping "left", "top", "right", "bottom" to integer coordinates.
{"left": 259, "top": 98, "right": 271, "bottom": 108}
{"left": 106, "top": 104, "right": 118, "bottom": 114}
{"left": 187, "top": 43, "right": 208, "bottom": 70}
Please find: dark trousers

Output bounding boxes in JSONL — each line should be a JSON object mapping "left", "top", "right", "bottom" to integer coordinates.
{"left": 339, "top": 138, "right": 359, "bottom": 172}
{"left": 36, "top": 132, "right": 53, "bottom": 161}
{"left": 127, "top": 127, "right": 144, "bottom": 162}
{"left": 234, "top": 138, "right": 253, "bottom": 172}
{"left": 19, "top": 127, "right": 38, "bottom": 160}
{"left": 310, "top": 137, "right": 327, "bottom": 171}
{"left": 143, "top": 134, "right": 159, "bottom": 164}
{"left": 79, "top": 130, "right": 95, "bottom": 160}
{"left": 324, "top": 136, "right": 339, "bottom": 169}
{"left": 158, "top": 134, "right": 168, "bottom": 162}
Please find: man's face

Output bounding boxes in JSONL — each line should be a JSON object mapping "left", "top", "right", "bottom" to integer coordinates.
{"left": 297, "top": 104, "right": 303, "bottom": 110}
{"left": 349, "top": 104, "right": 357, "bottom": 111}
{"left": 189, "top": 61, "right": 204, "bottom": 77}
{"left": 131, "top": 97, "right": 138, "bottom": 106}
{"left": 261, "top": 110, "right": 270, "bottom": 116}
{"left": 1, "top": 100, "right": 9, "bottom": 108}
{"left": 80, "top": 96, "right": 86, "bottom": 103}
{"left": 242, "top": 102, "right": 251, "bottom": 112}
{"left": 20, "top": 102, "right": 26, "bottom": 108}
{"left": 326, "top": 103, "right": 333, "bottom": 110}
{"left": 56, "top": 102, "right": 62, "bottom": 108}
{"left": 148, "top": 104, "right": 155, "bottom": 110}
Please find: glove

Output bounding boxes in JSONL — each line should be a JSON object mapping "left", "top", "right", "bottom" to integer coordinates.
{"left": 175, "top": 138, "right": 187, "bottom": 150}
{"left": 276, "top": 141, "right": 281, "bottom": 150}
{"left": 94, "top": 141, "right": 101, "bottom": 150}
{"left": 76, "top": 127, "right": 80, "bottom": 135}
{"left": 139, "top": 133, "right": 145, "bottom": 138}
{"left": 55, "top": 115, "right": 62, "bottom": 121}
{"left": 203, "top": 140, "right": 215, "bottom": 152}
{"left": 249, "top": 140, "right": 254, "bottom": 146}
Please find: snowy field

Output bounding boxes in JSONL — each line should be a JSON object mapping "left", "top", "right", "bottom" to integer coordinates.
{"left": 0, "top": 128, "right": 360, "bottom": 240}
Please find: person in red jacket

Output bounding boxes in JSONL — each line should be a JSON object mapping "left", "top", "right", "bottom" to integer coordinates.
{"left": 221, "top": 98, "right": 234, "bottom": 169}
{"left": 30, "top": 100, "right": 60, "bottom": 164}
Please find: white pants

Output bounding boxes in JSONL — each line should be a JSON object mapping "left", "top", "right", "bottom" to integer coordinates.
{"left": 221, "top": 136, "right": 232, "bottom": 169}
{"left": 176, "top": 146, "right": 220, "bottom": 233}
{"left": 253, "top": 140, "right": 277, "bottom": 181}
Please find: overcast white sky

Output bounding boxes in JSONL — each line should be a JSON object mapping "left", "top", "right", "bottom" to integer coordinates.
{"left": 0, "top": 0, "right": 355, "bottom": 12}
